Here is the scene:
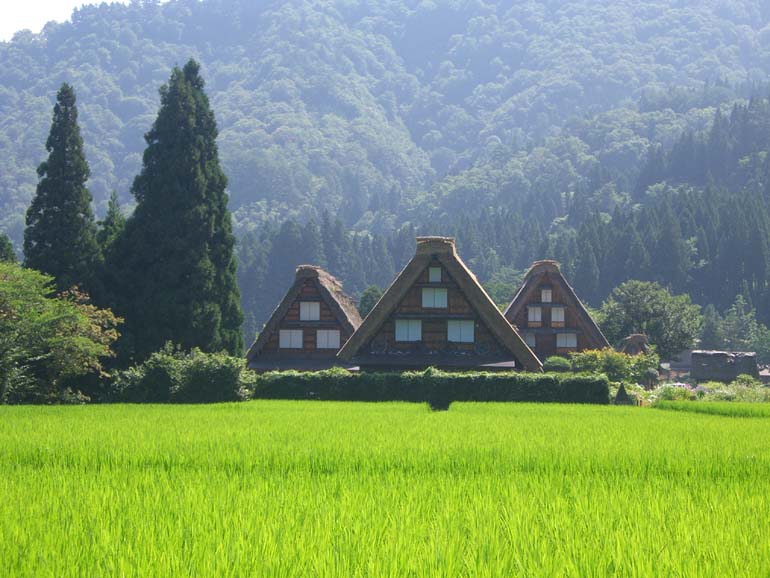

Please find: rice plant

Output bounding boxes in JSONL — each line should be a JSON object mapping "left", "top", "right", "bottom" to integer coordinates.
{"left": 0, "top": 402, "right": 768, "bottom": 577}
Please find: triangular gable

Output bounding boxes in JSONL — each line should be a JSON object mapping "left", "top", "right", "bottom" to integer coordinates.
{"left": 246, "top": 265, "right": 362, "bottom": 364}
{"left": 504, "top": 260, "right": 609, "bottom": 350}
{"left": 338, "top": 237, "right": 542, "bottom": 371}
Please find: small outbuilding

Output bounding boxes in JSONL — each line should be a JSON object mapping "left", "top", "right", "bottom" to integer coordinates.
{"left": 619, "top": 334, "right": 650, "bottom": 356}
{"left": 690, "top": 350, "right": 759, "bottom": 383}
{"left": 246, "top": 265, "right": 362, "bottom": 372}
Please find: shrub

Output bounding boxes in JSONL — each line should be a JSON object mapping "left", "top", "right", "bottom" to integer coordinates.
{"left": 543, "top": 356, "right": 572, "bottom": 372}
{"left": 253, "top": 368, "right": 610, "bottom": 405}
{"left": 732, "top": 374, "right": 762, "bottom": 388}
{"left": 172, "top": 351, "right": 248, "bottom": 403}
{"left": 113, "top": 345, "right": 182, "bottom": 403}
{"left": 114, "top": 345, "right": 250, "bottom": 403}
{"left": 569, "top": 348, "right": 660, "bottom": 384}
{"left": 653, "top": 383, "right": 695, "bottom": 402}
{"left": 643, "top": 377, "right": 770, "bottom": 405}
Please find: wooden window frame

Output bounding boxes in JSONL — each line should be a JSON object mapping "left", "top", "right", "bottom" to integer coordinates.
{"left": 447, "top": 320, "right": 474, "bottom": 343}
{"left": 299, "top": 301, "right": 321, "bottom": 321}
{"left": 551, "top": 306, "right": 565, "bottom": 328}
{"left": 422, "top": 287, "right": 448, "bottom": 309}
{"left": 316, "top": 329, "right": 341, "bottom": 349}
{"left": 395, "top": 319, "right": 422, "bottom": 342}
{"left": 279, "top": 329, "right": 303, "bottom": 349}
{"left": 528, "top": 306, "right": 542, "bottom": 327}
{"left": 556, "top": 332, "right": 577, "bottom": 349}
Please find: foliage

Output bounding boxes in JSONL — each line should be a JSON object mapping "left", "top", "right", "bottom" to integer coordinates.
{"left": 0, "top": 234, "right": 15, "bottom": 263}
{"left": 23, "top": 83, "right": 101, "bottom": 293}
{"left": 599, "top": 281, "right": 702, "bottom": 359}
{"left": 111, "top": 60, "right": 243, "bottom": 362}
{"left": 96, "top": 192, "right": 126, "bottom": 252}
{"left": 171, "top": 351, "right": 251, "bottom": 404}
{"left": 542, "top": 356, "right": 572, "bottom": 373}
{"left": 114, "top": 345, "right": 250, "bottom": 404}
{"left": 2, "top": 2, "right": 770, "bottom": 337}
{"left": 0, "top": 262, "right": 120, "bottom": 403}
{"left": 253, "top": 368, "right": 610, "bottom": 405}
{"left": 643, "top": 377, "right": 770, "bottom": 406}
{"left": 570, "top": 348, "right": 660, "bottom": 384}
{"left": 699, "top": 296, "right": 770, "bottom": 364}
{"left": 484, "top": 266, "right": 525, "bottom": 309}
{"left": 2, "top": 402, "right": 770, "bottom": 575}
{"left": 3, "top": 1, "right": 770, "bottom": 346}
{"left": 357, "top": 285, "right": 382, "bottom": 318}
{"left": 4, "top": 0, "right": 766, "bottom": 236}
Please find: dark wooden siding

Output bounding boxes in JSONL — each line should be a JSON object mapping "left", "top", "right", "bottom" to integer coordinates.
{"left": 262, "top": 278, "right": 352, "bottom": 358}
{"left": 363, "top": 260, "right": 504, "bottom": 356}
{"left": 508, "top": 271, "right": 604, "bottom": 359}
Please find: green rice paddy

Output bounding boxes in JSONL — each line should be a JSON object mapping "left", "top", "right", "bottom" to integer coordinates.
{"left": 656, "top": 400, "right": 770, "bottom": 418}
{"left": 1, "top": 401, "right": 769, "bottom": 577}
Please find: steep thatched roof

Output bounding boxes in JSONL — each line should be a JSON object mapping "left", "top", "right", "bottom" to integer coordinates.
{"left": 619, "top": 334, "right": 650, "bottom": 355}
{"left": 504, "top": 260, "right": 610, "bottom": 349}
{"left": 338, "top": 237, "right": 542, "bottom": 371}
{"left": 245, "top": 265, "right": 362, "bottom": 363}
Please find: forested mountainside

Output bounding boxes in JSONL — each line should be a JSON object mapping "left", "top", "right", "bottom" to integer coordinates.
{"left": 3, "top": 0, "right": 770, "bottom": 339}
{"left": 2, "top": 0, "right": 770, "bottom": 238}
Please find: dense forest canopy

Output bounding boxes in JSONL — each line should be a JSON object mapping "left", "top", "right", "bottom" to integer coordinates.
{"left": 2, "top": 0, "right": 770, "bottom": 339}
{"left": 2, "top": 0, "right": 769, "bottom": 236}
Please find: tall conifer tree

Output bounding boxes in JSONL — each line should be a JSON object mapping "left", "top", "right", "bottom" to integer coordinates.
{"left": 24, "top": 83, "right": 100, "bottom": 291}
{"left": 114, "top": 60, "right": 243, "bottom": 360}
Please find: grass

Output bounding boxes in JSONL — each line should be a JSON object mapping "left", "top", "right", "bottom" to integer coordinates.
{"left": 656, "top": 400, "right": 770, "bottom": 418}
{"left": 1, "top": 401, "right": 769, "bottom": 577}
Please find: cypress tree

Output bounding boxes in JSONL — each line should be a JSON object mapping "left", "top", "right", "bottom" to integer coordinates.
{"left": 24, "top": 83, "right": 100, "bottom": 291}
{"left": 114, "top": 60, "right": 243, "bottom": 361}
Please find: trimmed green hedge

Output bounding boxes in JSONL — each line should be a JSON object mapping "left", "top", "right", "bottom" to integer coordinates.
{"left": 252, "top": 367, "right": 609, "bottom": 405}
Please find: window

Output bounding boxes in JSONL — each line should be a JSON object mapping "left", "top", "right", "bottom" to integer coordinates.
{"left": 279, "top": 329, "right": 303, "bottom": 349}
{"left": 541, "top": 288, "right": 552, "bottom": 303}
{"left": 422, "top": 287, "right": 448, "bottom": 308}
{"left": 524, "top": 333, "right": 536, "bottom": 348}
{"left": 557, "top": 333, "right": 577, "bottom": 349}
{"left": 528, "top": 306, "right": 542, "bottom": 325}
{"left": 316, "top": 329, "right": 340, "bottom": 349}
{"left": 428, "top": 266, "right": 442, "bottom": 283}
{"left": 299, "top": 301, "right": 320, "bottom": 321}
{"left": 551, "top": 306, "right": 565, "bottom": 327}
{"left": 448, "top": 320, "right": 474, "bottom": 343}
{"left": 395, "top": 319, "right": 422, "bottom": 342}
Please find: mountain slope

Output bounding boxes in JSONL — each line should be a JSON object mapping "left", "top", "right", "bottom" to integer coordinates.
{"left": 1, "top": 0, "right": 769, "bottom": 244}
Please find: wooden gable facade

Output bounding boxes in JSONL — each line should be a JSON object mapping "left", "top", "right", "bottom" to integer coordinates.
{"left": 338, "top": 237, "right": 542, "bottom": 371}
{"left": 504, "top": 260, "right": 609, "bottom": 360}
{"left": 246, "top": 265, "right": 362, "bottom": 372}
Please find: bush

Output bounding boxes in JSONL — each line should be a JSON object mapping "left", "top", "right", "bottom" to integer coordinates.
{"left": 171, "top": 351, "right": 248, "bottom": 403}
{"left": 114, "top": 345, "right": 250, "bottom": 403}
{"left": 643, "top": 376, "right": 770, "bottom": 406}
{"left": 252, "top": 368, "right": 610, "bottom": 405}
{"left": 113, "top": 345, "right": 181, "bottom": 403}
{"left": 543, "top": 356, "right": 572, "bottom": 372}
{"left": 569, "top": 348, "right": 659, "bottom": 384}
